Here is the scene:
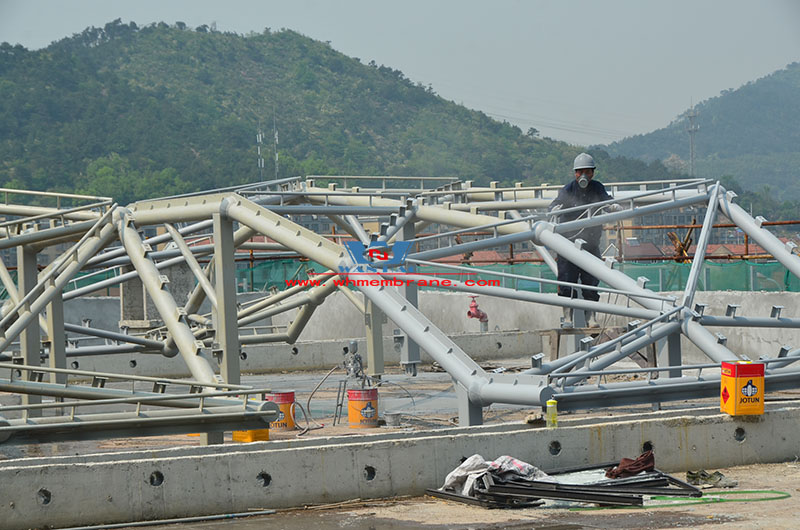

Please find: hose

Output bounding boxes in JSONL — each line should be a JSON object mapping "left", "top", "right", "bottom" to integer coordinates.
{"left": 295, "top": 365, "right": 339, "bottom": 437}
{"left": 573, "top": 490, "right": 791, "bottom": 511}
{"left": 58, "top": 509, "right": 277, "bottom": 530}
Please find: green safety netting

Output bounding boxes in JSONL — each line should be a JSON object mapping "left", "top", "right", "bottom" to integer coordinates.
{"left": 234, "top": 259, "right": 800, "bottom": 294}
{"left": 2, "top": 259, "right": 798, "bottom": 300}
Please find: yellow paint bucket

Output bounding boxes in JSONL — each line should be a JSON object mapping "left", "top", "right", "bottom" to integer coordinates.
{"left": 347, "top": 388, "right": 379, "bottom": 428}
{"left": 265, "top": 391, "right": 296, "bottom": 430}
{"left": 721, "top": 361, "right": 764, "bottom": 416}
{"left": 232, "top": 428, "right": 269, "bottom": 442}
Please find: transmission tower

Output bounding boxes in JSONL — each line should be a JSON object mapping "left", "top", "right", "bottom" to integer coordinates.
{"left": 256, "top": 124, "right": 265, "bottom": 180}
{"left": 273, "top": 114, "right": 279, "bottom": 180}
{"left": 686, "top": 109, "right": 699, "bottom": 177}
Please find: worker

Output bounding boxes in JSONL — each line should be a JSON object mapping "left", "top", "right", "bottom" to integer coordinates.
{"left": 548, "top": 152, "right": 617, "bottom": 327}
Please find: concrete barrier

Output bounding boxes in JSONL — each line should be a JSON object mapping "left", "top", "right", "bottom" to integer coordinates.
{"left": 2, "top": 403, "right": 798, "bottom": 529}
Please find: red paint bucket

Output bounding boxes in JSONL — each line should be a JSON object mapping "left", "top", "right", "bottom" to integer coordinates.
{"left": 265, "top": 391, "right": 296, "bottom": 430}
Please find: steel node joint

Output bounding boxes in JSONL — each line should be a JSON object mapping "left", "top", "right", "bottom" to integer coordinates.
{"left": 530, "top": 220, "right": 555, "bottom": 246}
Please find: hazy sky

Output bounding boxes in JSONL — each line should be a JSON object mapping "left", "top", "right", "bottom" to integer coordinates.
{"left": 2, "top": 0, "right": 799, "bottom": 146}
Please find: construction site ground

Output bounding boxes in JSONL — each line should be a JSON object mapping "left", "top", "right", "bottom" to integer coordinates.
{"left": 2, "top": 358, "right": 800, "bottom": 529}
{"left": 0, "top": 356, "right": 739, "bottom": 458}
{"left": 113, "top": 461, "right": 800, "bottom": 529}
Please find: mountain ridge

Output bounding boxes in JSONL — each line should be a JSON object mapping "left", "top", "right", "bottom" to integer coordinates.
{"left": 0, "top": 19, "right": 675, "bottom": 204}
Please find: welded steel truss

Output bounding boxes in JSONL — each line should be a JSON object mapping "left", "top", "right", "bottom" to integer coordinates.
{"left": 1, "top": 175, "right": 799, "bottom": 434}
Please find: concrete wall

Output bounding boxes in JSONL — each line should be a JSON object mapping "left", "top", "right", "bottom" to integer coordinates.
{"left": 61, "top": 290, "right": 800, "bottom": 376}
{"left": 2, "top": 404, "right": 798, "bottom": 530}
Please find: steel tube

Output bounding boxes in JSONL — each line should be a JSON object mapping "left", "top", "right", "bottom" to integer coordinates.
{"left": 345, "top": 215, "right": 371, "bottom": 244}
{"left": 533, "top": 222, "right": 739, "bottom": 363}
{"left": 559, "top": 321, "right": 682, "bottom": 385}
{"left": 0, "top": 223, "right": 118, "bottom": 353}
{"left": 552, "top": 192, "right": 711, "bottom": 236}
{"left": 697, "top": 316, "right": 800, "bottom": 328}
{"left": 718, "top": 190, "right": 800, "bottom": 279}
{"left": 64, "top": 254, "right": 187, "bottom": 300}
{"left": 86, "top": 218, "right": 214, "bottom": 268}
{"left": 0, "top": 379, "right": 251, "bottom": 409}
{"left": 63, "top": 323, "right": 165, "bottom": 349}
{"left": 354, "top": 270, "right": 551, "bottom": 407}
{"left": 65, "top": 344, "right": 149, "bottom": 356}
{"left": 681, "top": 184, "right": 720, "bottom": 308}
{"left": 0, "top": 220, "right": 99, "bottom": 251}
{"left": 237, "top": 281, "right": 311, "bottom": 319}
{"left": 117, "top": 216, "right": 217, "bottom": 385}
{"left": 553, "top": 370, "right": 800, "bottom": 411}
{"left": 539, "top": 315, "right": 682, "bottom": 376}
{"left": 380, "top": 271, "right": 659, "bottom": 320}
{"left": 165, "top": 223, "right": 217, "bottom": 308}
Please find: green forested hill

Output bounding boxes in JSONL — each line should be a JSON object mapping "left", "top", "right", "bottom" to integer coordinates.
{"left": 603, "top": 62, "right": 800, "bottom": 199}
{"left": 1, "top": 20, "right": 675, "bottom": 204}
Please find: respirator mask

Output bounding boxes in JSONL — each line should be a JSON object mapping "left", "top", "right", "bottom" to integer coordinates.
{"left": 578, "top": 174, "right": 589, "bottom": 189}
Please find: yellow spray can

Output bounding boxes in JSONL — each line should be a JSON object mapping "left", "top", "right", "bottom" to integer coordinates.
{"left": 546, "top": 399, "right": 558, "bottom": 428}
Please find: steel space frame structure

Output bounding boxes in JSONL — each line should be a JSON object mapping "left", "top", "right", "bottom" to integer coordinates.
{"left": 1, "top": 176, "right": 799, "bottom": 437}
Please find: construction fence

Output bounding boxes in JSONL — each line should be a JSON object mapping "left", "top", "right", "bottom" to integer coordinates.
{"left": 2, "top": 259, "right": 793, "bottom": 300}
{"left": 235, "top": 259, "right": 800, "bottom": 294}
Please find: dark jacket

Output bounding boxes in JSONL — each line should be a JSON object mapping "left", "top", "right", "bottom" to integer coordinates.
{"left": 549, "top": 179, "right": 613, "bottom": 249}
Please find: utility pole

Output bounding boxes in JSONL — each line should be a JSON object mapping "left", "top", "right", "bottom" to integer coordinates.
{"left": 686, "top": 108, "right": 699, "bottom": 177}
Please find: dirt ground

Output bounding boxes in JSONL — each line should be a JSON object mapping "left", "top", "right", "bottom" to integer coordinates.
{"left": 124, "top": 461, "right": 800, "bottom": 530}
{"left": 338, "top": 461, "right": 800, "bottom": 530}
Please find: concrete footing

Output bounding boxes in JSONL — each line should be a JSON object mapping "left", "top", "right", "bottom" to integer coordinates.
{"left": 2, "top": 403, "right": 798, "bottom": 529}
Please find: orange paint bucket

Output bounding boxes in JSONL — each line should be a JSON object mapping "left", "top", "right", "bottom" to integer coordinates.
{"left": 265, "top": 391, "right": 296, "bottom": 430}
{"left": 347, "top": 388, "right": 379, "bottom": 428}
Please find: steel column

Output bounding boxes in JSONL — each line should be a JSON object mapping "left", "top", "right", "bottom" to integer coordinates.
{"left": 16, "top": 246, "right": 41, "bottom": 412}
{"left": 212, "top": 212, "right": 240, "bottom": 385}
{"left": 396, "top": 222, "right": 420, "bottom": 375}
{"left": 45, "top": 290, "right": 66, "bottom": 385}
{"left": 364, "top": 298, "right": 385, "bottom": 377}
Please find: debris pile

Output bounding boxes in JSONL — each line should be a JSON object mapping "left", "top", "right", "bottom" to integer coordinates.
{"left": 428, "top": 452, "right": 702, "bottom": 508}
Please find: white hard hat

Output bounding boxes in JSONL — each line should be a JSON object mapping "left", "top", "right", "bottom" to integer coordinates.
{"left": 573, "top": 153, "right": 596, "bottom": 170}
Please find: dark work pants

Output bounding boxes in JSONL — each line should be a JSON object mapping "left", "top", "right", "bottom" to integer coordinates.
{"left": 556, "top": 247, "right": 600, "bottom": 302}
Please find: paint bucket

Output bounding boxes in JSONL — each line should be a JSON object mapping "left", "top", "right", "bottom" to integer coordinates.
{"left": 347, "top": 388, "right": 379, "bottom": 428}
{"left": 265, "top": 391, "right": 296, "bottom": 430}
{"left": 232, "top": 428, "right": 269, "bottom": 443}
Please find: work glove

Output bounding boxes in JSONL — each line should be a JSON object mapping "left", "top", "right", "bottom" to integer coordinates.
{"left": 607, "top": 203, "right": 624, "bottom": 213}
